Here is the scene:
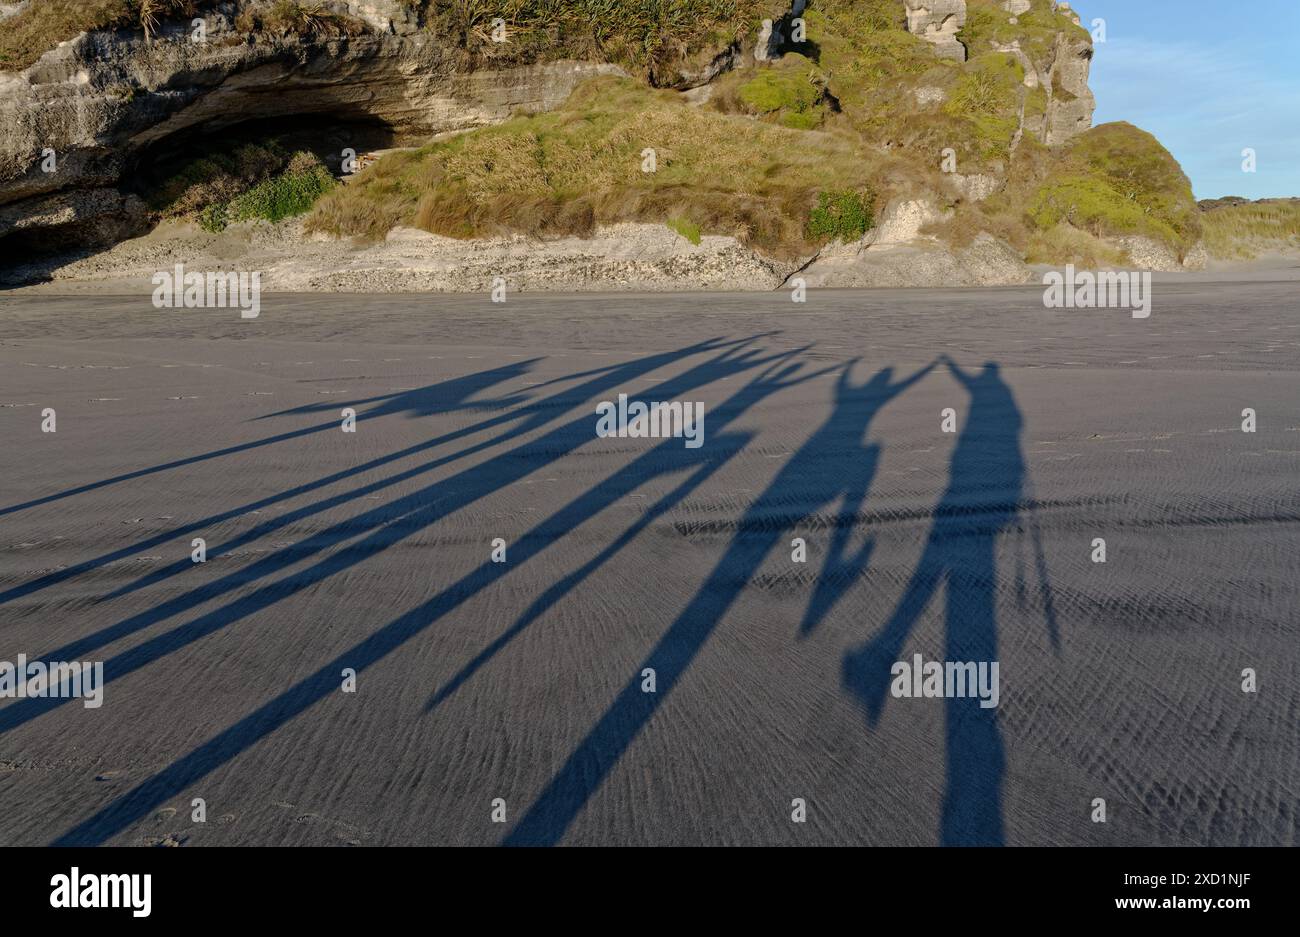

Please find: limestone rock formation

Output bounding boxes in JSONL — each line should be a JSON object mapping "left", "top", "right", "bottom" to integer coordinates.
{"left": 0, "top": 18, "right": 625, "bottom": 251}
{"left": 1043, "top": 29, "right": 1096, "bottom": 145}
{"left": 341, "top": 0, "right": 418, "bottom": 35}
{"left": 904, "top": 0, "right": 968, "bottom": 62}
{"left": 797, "top": 231, "right": 1031, "bottom": 288}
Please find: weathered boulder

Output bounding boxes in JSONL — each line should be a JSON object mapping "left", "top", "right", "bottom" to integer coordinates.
{"left": 1108, "top": 235, "right": 1184, "bottom": 273}
{"left": 797, "top": 232, "right": 1031, "bottom": 288}
{"left": 904, "top": 0, "right": 968, "bottom": 62}
{"left": 1043, "top": 29, "right": 1095, "bottom": 145}
{"left": 865, "top": 197, "right": 948, "bottom": 247}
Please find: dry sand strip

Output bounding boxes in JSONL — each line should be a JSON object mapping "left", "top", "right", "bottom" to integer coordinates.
{"left": 0, "top": 282, "right": 1296, "bottom": 846}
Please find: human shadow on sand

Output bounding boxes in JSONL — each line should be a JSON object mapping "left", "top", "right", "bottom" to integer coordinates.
{"left": 502, "top": 361, "right": 935, "bottom": 845}
{"left": 841, "top": 356, "right": 1026, "bottom": 846}
{"left": 43, "top": 339, "right": 798, "bottom": 844}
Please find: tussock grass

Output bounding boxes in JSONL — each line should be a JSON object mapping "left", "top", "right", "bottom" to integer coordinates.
{"left": 417, "top": 0, "right": 777, "bottom": 82}
{"left": 1, "top": 0, "right": 137, "bottom": 69}
{"left": 306, "top": 75, "right": 878, "bottom": 258}
{"left": 0, "top": 0, "right": 367, "bottom": 71}
{"left": 1199, "top": 199, "right": 1300, "bottom": 259}
{"left": 234, "top": 0, "right": 369, "bottom": 39}
{"left": 944, "top": 52, "right": 1023, "bottom": 163}
{"left": 667, "top": 216, "right": 702, "bottom": 244}
{"left": 1024, "top": 222, "right": 1127, "bottom": 268}
{"left": 147, "top": 140, "right": 290, "bottom": 216}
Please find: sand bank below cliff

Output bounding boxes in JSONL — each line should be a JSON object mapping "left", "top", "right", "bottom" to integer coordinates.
{"left": 5, "top": 217, "right": 1297, "bottom": 295}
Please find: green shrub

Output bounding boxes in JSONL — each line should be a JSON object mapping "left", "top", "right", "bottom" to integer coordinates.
{"left": 667, "top": 217, "right": 702, "bottom": 245}
{"left": 1028, "top": 174, "right": 1153, "bottom": 236}
{"left": 227, "top": 163, "right": 335, "bottom": 223}
{"left": 808, "top": 189, "right": 874, "bottom": 242}
{"left": 1029, "top": 122, "right": 1201, "bottom": 254}
{"left": 148, "top": 141, "right": 290, "bottom": 215}
{"left": 197, "top": 203, "right": 229, "bottom": 233}
{"left": 736, "top": 57, "right": 826, "bottom": 125}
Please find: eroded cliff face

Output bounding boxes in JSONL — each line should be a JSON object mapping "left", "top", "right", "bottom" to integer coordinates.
{"left": 904, "top": 0, "right": 967, "bottom": 62}
{"left": 0, "top": 11, "right": 627, "bottom": 251}
{"left": 0, "top": 0, "right": 1098, "bottom": 263}
{"left": 1041, "top": 11, "right": 1096, "bottom": 145}
{"left": 903, "top": 0, "right": 1095, "bottom": 147}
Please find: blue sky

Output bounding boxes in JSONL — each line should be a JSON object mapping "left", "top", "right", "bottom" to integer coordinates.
{"left": 1070, "top": 0, "right": 1300, "bottom": 199}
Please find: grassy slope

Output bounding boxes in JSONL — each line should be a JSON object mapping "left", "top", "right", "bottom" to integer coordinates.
{"left": 10, "top": 0, "right": 1234, "bottom": 265}
{"left": 0, "top": 0, "right": 371, "bottom": 70}
{"left": 0, "top": 0, "right": 139, "bottom": 70}
{"left": 1199, "top": 199, "right": 1300, "bottom": 259}
{"left": 0, "top": 0, "right": 779, "bottom": 77}
{"left": 312, "top": 0, "right": 1151, "bottom": 259}
{"left": 306, "top": 76, "right": 877, "bottom": 258}
{"left": 414, "top": 0, "right": 780, "bottom": 82}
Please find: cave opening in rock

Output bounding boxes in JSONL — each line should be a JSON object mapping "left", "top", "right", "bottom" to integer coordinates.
{"left": 127, "top": 109, "right": 399, "bottom": 202}
{"left": 1, "top": 108, "right": 399, "bottom": 275}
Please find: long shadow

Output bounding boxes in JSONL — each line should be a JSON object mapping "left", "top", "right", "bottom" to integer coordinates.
{"left": 424, "top": 358, "right": 835, "bottom": 713}
{"left": 9, "top": 343, "right": 779, "bottom": 694}
{"left": 2, "top": 334, "right": 757, "bottom": 523}
{"left": 503, "top": 360, "right": 935, "bottom": 846}
{"left": 841, "top": 357, "right": 1025, "bottom": 846}
{"left": 3, "top": 337, "right": 751, "bottom": 609}
{"left": 0, "top": 363, "right": 532, "bottom": 520}
{"left": 90, "top": 338, "right": 755, "bottom": 605}
{"left": 48, "top": 342, "right": 802, "bottom": 845}
{"left": 10, "top": 341, "right": 784, "bottom": 744}
{"left": 0, "top": 361, "right": 535, "bottom": 606}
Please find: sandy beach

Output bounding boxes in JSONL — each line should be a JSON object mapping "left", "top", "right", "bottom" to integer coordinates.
{"left": 0, "top": 281, "right": 1296, "bottom": 846}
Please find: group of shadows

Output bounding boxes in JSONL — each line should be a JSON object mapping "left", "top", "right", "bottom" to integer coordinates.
{"left": 2, "top": 334, "right": 1059, "bottom": 846}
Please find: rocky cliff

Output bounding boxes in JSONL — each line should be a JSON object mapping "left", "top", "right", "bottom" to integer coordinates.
{"left": 0, "top": 9, "right": 628, "bottom": 251}
{"left": 1, "top": 0, "right": 1198, "bottom": 292}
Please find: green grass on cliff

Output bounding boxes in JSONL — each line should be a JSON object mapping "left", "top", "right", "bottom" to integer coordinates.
{"left": 146, "top": 143, "right": 335, "bottom": 231}
{"left": 411, "top": 0, "right": 780, "bottom": 83}
{"left": 924, "top": 122, "right": 1200, "bottom": 265}
{"left": 306, "top": 75, "right": 877, "bottom": 258}
{"left": 0, "top": 0, "right": 368, "bottom": 70}
{"left": 710, "top": 52, "right": 833, "bottom": 129}
{"left": 0, "top": 0, "right": 778, "bottom": 83}
{"left": 958, "top": 0, "right": 1089, "bottom": 62}
{"left": 1029, "top": 122, "right": 1201, "bottom": 254}
{"left": 943, "top": 52, "right": 1024, "bottom": 163}
{"left": 309, "top": 6, "right": 1198, "bottom": 265}
{"left": 0, "top": 0, "right": 137, "bottom": 70}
